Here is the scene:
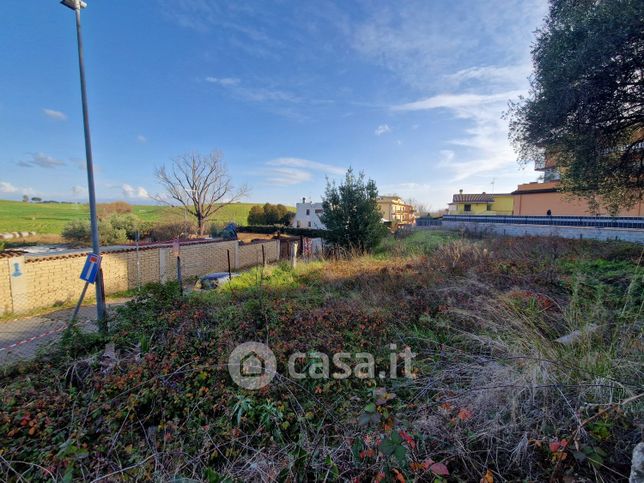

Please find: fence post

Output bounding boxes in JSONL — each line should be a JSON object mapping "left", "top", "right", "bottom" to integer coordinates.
{"left": 290, "top": 242, "right": 298, "bottom": 268}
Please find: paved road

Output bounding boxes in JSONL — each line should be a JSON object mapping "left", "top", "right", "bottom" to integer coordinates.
{"left": 0, "top": 300, "right": 127, "bottom": 365}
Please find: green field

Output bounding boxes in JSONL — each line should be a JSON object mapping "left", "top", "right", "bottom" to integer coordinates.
{"left": 0, "top": 200, "right": 274, "bottom": 235}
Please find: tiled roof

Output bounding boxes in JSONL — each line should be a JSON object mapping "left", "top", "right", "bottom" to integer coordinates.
{"left": 0, "top": 250, "right": 27, "bottom": 259}
{"left": 452, "top": 193, "right": 495, "bottom": 203}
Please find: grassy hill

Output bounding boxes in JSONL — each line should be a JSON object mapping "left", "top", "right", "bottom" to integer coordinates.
{"left": 0, "top": 200, "right": 284, "bottom": 235}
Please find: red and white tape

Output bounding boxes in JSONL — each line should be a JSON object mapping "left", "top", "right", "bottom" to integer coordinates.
{"left": 0, "top": 325, "right": 67, "bottom": 353}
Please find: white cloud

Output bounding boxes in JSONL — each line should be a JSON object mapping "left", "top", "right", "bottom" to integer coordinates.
{"left": 393, "top": 90, "right": 526, "bottom": 181}
{"left": 267, "top": 157, "right": 345, "bottom": 175}
{"left": 351, "top": 0, "right": 547, "bottom": 91}
{"left": 136, "top": 134, "right": 148, "bottom": 143}
{"left": 444, "top": 64, "right": 531, "bottom": 88}
{"left": 0, "top": 181, "right": 36, "bottom": 196}
{"left": 205, "top": 76, "right": 300, "bottom": 104}
{"left": 374, "top": 124, "right": 392, "bottom": 136}
{"left": 71, "top": 185, "right": 87, "bottom": 196}
{"left": 18, "top": 152, "right": 66, "bottom": 169}
{"left": 205, "top": 76, "right": 240, "bottom": 86}
{"left": 264, "top": 157, "right": 345, "bottom": 186}
{"left": 392, "top": 90, "right": 525, "bottom": 112}
{"left": 121, "top": 184, "right": 149, "bottom": 199}
{"left": 0, "top": 181, "right": 18, "bottom": 193}
{"left": 267, "top": 167, "right": 312, "bottom": 186}
{"left": 42, "top": 108, "right": 67, "bottom": 121}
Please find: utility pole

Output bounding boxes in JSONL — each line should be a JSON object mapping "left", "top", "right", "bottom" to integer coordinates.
{"left": 61, "top": 0, "right": 106, "bottom": 323}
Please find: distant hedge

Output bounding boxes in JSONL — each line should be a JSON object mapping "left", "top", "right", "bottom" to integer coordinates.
{"left": 238, "top": 225, "right": 329, "bottom": 239}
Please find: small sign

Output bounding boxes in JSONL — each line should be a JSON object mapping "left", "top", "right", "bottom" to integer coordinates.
{"left": 80, "top": 253, "right": 102, "bottom": 284}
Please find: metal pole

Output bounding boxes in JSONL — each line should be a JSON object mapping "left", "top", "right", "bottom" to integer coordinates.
{"left": 73, "top": 5, "right": 105, "bottom": 321}
{"left": 177, "top": 256, "right": 183, "bottom": 295}
{"left": 70, "top": 281, "right": 90, "bottom": 323}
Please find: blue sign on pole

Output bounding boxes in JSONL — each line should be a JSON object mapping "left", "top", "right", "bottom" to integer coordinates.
{"left": 80, "top": 253, "right": 102, "bottom": 284}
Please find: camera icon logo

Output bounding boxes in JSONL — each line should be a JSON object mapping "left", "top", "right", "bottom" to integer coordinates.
{"left": 228, "top": 342, "right": 277, "bottom": 390}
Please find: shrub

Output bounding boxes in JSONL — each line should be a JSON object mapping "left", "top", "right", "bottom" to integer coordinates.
{"left": 109, "top": 213, "right": 141, "bottom": 239}
{"left": 148, "top": 222, "right": 194, "bottom": 242}
{"left": 97, "top": 201, "right": 132, "bottom": 217}
{"left": 61, "top": 219, "right": 91, "bottom": 243}
{"left": 61, "top": 218, "right": 128, "bottom": 245}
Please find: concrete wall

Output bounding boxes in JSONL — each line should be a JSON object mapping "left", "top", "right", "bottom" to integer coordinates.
{"left": 441, "top": 220, "right": 644, "bottom": 244}
{"left": 0, "top": 239, "right": 280, "bottom": 316}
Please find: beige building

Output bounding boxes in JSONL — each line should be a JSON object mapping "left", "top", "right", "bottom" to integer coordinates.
{"left": 377, "top": 196, "right": 415, "bottom": 225}
{"left": 512, "top": 154, "right": 643, "bottom": 216}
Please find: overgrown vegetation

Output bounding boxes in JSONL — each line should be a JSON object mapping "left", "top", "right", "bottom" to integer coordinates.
{"left": 1, "top": 232, "right": 642, "bottom": 481}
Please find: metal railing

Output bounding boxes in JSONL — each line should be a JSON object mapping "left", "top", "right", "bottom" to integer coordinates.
{"left": 440, "top": 215, "right": 644, "bottom": 230}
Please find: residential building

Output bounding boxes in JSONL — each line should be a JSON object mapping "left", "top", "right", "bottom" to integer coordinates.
{"left": 377, "top": 196, "right": 415, "bottom": 225}
{"left": 292, "top": 198, "right": 325, "bottom": 229}
{"left": 512, "top": 154, "right": 643, "bottom": 216}
{"left": 448, "top": 190, "right": 513, "bottom": 215}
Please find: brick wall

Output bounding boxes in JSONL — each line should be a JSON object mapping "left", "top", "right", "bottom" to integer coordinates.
{"left": 0, "top": 239, "right": 281, "bottom": 315}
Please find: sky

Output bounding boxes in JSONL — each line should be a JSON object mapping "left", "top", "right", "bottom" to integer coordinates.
{"left": 0, "top": 0, "right": 549, "bottom": 210}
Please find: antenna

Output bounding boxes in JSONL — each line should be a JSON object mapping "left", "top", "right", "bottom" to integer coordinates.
{"left": 490, "top": 178, "right": 496, "bottom": 194}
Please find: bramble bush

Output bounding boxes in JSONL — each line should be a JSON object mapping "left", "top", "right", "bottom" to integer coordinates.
{"left": 0, "top": 233, "right": 641, "bottom": 481}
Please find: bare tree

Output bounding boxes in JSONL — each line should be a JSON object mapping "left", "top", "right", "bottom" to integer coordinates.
{"left": 406, "top": 198, "right": 430, "bottom": 217}
{"left": 153, "top": 151, "right": 248, "bottom": 235}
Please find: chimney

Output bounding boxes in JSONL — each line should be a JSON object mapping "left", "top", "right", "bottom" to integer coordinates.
{"left": 459, "top": 189, "right": 463, "bottom": 194}
{"left": 302, "top": 197, "right": 306, "bottom": 203}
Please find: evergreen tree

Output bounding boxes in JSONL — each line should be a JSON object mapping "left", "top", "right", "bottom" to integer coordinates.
{"left": 321, "top": 168, "right": 387, "bottom": 252}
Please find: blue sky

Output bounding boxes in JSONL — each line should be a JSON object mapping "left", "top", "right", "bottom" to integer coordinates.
{"left": 0, "top": 0, "right": 548, "bottom": 210}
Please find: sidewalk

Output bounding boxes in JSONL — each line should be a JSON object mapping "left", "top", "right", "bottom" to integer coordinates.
{"left": 0, "top": 300, "right": 127, "bottom": 366}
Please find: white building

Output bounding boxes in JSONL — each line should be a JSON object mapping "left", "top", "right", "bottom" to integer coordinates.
{"left": 293, "top": 198, "right": 325, "bottom": 229}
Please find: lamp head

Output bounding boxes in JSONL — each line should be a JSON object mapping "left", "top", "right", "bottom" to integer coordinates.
{"left": 61, "top": 0, "right": 87, "bottom": 10}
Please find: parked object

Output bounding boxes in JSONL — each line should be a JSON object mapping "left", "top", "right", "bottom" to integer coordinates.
{"left": 195, "top": 272, "right": 239, "bottom": 290}
{"left": 221, "top": 223, "right": 238, "bottom": 240}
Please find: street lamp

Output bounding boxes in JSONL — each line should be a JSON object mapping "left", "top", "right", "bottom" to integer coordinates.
{"left": 60, "top": 0, "right": 106, "bottom": 323}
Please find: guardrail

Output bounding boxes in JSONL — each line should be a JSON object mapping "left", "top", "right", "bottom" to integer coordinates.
{"left": 440, "top": 215, "right": 644, "bottom": 230}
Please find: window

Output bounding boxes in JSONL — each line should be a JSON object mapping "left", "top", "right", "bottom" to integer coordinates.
{"left": 487, "top": 204, "right": 493, "bottom": 211}
{"left": 297, "top": 221, "right": 301, "bottom": 228}
{"left": 464, "top": 204, "right": 472, "bottom": 212}
{"left": 315, "top": 209, "right": 323, "bottom": 214}
{"left": 308, "top": 221, "right": 311, "bottom": 227}
{"left": 306, "top": 209, "right": 310, "bottom": 215}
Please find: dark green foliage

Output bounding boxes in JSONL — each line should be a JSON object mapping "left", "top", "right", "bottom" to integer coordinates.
{"left": 321, "top": 168, "right": 387, "bottom": 252}
{"left": 246, "top": 203, "right": 293, "bottom": 225}
{"left": 508, "top": 0, "right": 644, "bottom": 212}
{"left": 237, "top": 225, "right": 329, "bottom": 238}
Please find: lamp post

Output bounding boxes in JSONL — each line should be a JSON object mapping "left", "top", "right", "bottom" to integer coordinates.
{"left": 61, "top": 0, "right": 106, "bottom": 323}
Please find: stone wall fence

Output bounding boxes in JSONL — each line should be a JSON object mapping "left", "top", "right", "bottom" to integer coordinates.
{"left": 0, "top": 238, "right": 280, "bottom": 316}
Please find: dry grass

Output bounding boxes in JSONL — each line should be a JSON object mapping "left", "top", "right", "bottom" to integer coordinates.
{"left": 0, "top": 232, "right": 641, "bottom": 481}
